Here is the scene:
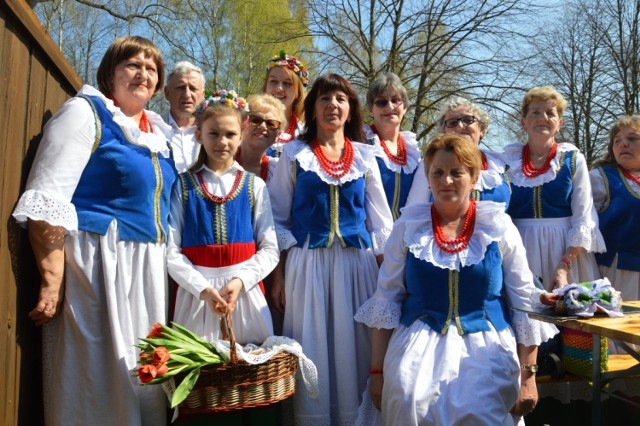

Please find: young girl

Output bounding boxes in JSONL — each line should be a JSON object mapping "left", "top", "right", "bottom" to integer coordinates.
{"left": 237, "top": 94, "right": 286, "bottom": 185}
{"left": 166, "top": 90, "right": 279, "bottom": 347}
{"left": 263, "top": 50, "right": 308, "bottom": 157}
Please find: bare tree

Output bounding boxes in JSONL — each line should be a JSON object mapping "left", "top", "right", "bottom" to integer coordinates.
{"left": 302, "top": 0, "right": 541, "bottom": 141}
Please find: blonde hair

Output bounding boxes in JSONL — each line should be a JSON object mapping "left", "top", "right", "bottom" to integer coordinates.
{"left": 97, "top": 36, "right": 164, "bottom": 97}
{"left": 593, "top": 115, "right": 640, "bottom": 168}
{"left": 190, "top": 104, "right": 243, "bottom": 172}
{"left": 521, "top": 86, "right": 567, "bottom": 118}
{"left": 247, "top": 94, "right": 287, "bottom": 132}
{"left": 263, "top": 66, "right": 306, "bottom": 121}
{"left": 423, "top": 133, "right": 482, "bottom": 182}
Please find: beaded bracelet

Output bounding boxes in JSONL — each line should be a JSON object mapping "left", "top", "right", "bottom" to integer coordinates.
{"left": 369, "top": 368, "right": 383, "bottom": 374}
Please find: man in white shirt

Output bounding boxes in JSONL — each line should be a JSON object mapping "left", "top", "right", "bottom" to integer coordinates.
{"left": 164, "top": 61, "right": 205, "bottom": 172}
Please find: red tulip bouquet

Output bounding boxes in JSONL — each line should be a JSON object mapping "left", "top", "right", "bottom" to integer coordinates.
{"left": 135, "top": 322, "right": 227, "bottom": 407}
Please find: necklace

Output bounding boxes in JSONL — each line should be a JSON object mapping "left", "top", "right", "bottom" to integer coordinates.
{"left": 522, "top": 143, "right": 557, "bottom": 178}
{"left": 621, "top": 167, "right": 640, "bottom": 186}
{"left": 235, "top": 146, "right": 269, "bottom": 181}
{"left": 481, "top": 152, "right": 488, "bottom": 171}
{"left": 311, "top": 138, "right": 355, "bottom": 179}
{"left": 277, "top": 113, "right": 298, "bottom": 143}
{"left": 107, "top": 94, "right": 151, "bottom": 133}
{"left": 431, "top": 199, "right": 476, "bottom": 253}
{"left": 370, "top": 125, "right": 407, "bottom": 166}
{"left": 197, "top": 170, "right": 243, "bottom": 204}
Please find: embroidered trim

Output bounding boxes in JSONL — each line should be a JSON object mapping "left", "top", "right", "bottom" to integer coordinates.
{"left": 78, "top": 95, "right": 102, "bottom": 153}
{"left": 151, "top": 152, "right": 164, "bottom": 243}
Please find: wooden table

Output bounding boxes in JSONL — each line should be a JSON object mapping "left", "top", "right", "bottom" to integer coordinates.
{"left": 523, "top": 301, "right": 640, "bottom": 425}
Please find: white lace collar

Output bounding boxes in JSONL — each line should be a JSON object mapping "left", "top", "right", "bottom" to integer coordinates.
{"left": 503, "top": 142, "right": 577, "bottom": 187}
{"left": 401, "top": 200, "right": 507, "bottom": 270}
{"left": 477, "top": 149, "right": 507, "bottom": 191}
{"left": 271, "top": 120, "right": 305, "bottom": 154}
{"left": 283, "top": 139, "right": 375, "bottom": 185}
{"left": 78, "top": 85, "right": 171, "bottom": 157}
{"left": 364, "top": 126, "right": 421, "bottom": 174}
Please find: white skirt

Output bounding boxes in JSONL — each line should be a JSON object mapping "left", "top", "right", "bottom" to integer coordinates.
{"left": 358, "top": 320, "right": 523, "bottom": 426}
{"left": 173, "top": 260, "right": 273, "bottom": 345}
{"left": 283, "top": 241, "right": 379, "bottom": 425}
{"left": 43, "top": 222, "right": 167, "bottom": 426}
{"left": 513, "top": 217, "right": 601, "bottom": 291}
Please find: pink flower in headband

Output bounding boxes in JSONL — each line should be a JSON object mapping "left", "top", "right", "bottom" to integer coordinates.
{"left": 194, "top": 89, "right": 249, "bottom": 121}
{"left": 267, "top": 50, "right": 309, "bottom": 87}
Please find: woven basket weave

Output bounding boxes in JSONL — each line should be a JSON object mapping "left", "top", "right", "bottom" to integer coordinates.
{"left": 176, "top": 313, "right": 298, "bottom": 414}
{"left": 560, "top": 327, "right": 608, "bottom": 378}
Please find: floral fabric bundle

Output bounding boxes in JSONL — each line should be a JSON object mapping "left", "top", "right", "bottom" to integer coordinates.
{"left": 538, "top": 278, "right": 623, "bottom": 317}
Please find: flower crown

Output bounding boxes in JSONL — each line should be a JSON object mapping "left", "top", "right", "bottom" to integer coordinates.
{"left": 267, "top": 50, "right": 309, "bottom": 87}
{"left": 194, "top": 89, "right": 249, "bottom": 120}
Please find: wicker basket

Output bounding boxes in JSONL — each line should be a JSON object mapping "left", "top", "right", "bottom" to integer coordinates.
{"left": 176, "top": 313, "right": 298, "bottom": 414}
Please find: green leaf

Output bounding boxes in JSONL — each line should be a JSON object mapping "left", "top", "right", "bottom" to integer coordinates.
{"left": 171, "top": 367, "right": 201, "bottom": 408}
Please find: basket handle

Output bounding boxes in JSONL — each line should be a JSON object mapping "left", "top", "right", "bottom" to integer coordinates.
{"left": 220, "top": 311, "right": 238, "bottom": 363}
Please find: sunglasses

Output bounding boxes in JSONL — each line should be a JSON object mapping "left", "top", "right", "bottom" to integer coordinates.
{"left": 248, "top": 114, "right": 281, "bottom": 131}
{"left": 443, "top": 115, "right": 478, "bottom": 128}
{"left": 373, "top": 97, "right": 405, "bottom": 108}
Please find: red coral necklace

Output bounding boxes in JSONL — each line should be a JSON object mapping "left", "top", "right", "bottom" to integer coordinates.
{"left": 197, "top": 170, "right": 243, "bottom": 204}
{"left": 431, "top": 199, "right": 476, "bottom": 253}
{"left": 107, "top": 94, "right": 151, "bottom": 133}
{"left": 481, "top": 152, "right": 488, "bottom": 171}
{"left": 522, "top": 143, "right": 557, "bottom": 178}
{"left": 277, "top": 113, "right": 298, "bottom": 143}
{"left": 621, "top": 167, "right": 640, "bottom": 186}
{"left": 370, "top": 125, "right": 407, "bottom": 166}
{"left": 311, "top": 138, "right": 354, "bottom": 179}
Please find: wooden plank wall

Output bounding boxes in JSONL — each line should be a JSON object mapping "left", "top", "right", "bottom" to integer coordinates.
{"left": 0, "top": 0, "right": 81, "bottom": 425}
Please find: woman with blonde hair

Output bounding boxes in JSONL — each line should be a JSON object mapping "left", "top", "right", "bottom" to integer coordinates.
{"left": 502, "top": 86, "right": 605, "bottom": 290}
{"left": 263, "top": 50, "right": 309, "bottom": 157}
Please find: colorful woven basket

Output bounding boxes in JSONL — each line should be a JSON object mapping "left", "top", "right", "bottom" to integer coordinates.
{"left": 560, "top": 327, "right": 608, "bottom": 378}
{"left": 174, "top": 313, "right": 298, "bottom": 414}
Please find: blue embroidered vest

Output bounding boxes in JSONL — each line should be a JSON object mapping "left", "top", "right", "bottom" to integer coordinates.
{"left": 472, "top": 173, "right": 511, "bottom": 209}
{"left": 71, "top": 95, "right": 176, "bottom": 243}
{"left": 290, "top": 161, "right": 372, "bottom": 249}
{"left": 376, "top": 157, "right": 416, "bottom": 221}
{"left": 594, "top": 166, "right": 640, "bottom": 271}
{"left": 400, "top": 242, "right": 511, "bottom": 334}
{"left": 508, "top": 151, "right": 576, "bottom": 219}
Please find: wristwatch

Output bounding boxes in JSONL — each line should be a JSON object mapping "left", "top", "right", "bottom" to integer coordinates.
{"left": 521, "top": 364, "right": 539, "bottom": 373}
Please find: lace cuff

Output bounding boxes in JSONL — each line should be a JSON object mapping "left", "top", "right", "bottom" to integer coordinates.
{"left": 511, "top": 310, "right": 559, "bottom": 346}
{"left": 354, "top": 297, "right": 401, "bottom": 329}
{"left": 275, "top": 227, "right": 297, "bottom": 252}
{"left": 12, "top": 189, "right": 78, "bottom": 232}
{"left": 567, "top": 224, "right": 606, "bottom": 253}
{"left": 370, "top": 227, "right": 392, "bottom": 255}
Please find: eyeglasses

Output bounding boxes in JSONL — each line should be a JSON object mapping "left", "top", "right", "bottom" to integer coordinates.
{"left": 443, "top": 115, "right": 478, "bottom": 128}
{"left": 373, "top": 97, "right": 405, "bottom": 108}
{"left": 248, "top": 114, "right": 281, "bottom": 131}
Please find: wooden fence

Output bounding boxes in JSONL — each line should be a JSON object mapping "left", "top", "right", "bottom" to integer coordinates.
{"left": 0, "top": 0, "right": 81, "bottom": 424}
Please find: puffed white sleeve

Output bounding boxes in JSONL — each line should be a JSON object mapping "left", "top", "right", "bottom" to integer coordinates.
{"left": 233, "top": 177, "right": 280, "bottom": 291}
{"left": 166, "top": 179, "right": 211, "bottom": 298}
{"left": 404, "top": 162, "right": 431, "bottom": 207}
{"left": 12, "top": 96, "right": 96, "bottom": 232}
{"left": 568, "top": 152, "right": 606, "bottom": 252}
{"left": 267, "top": 151, "right": 297, "bottom": 251}
{"left": 354, "top": 219, "right": 406, "bottom": 328}
{"left": 501, "top": 216, "right": 559, "bottom": 346}
{"left": 589, "top": 167, "right": 607, "bottom": 212}
{"left": 364, "top": 159, "right": 394, "bottom": 255}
